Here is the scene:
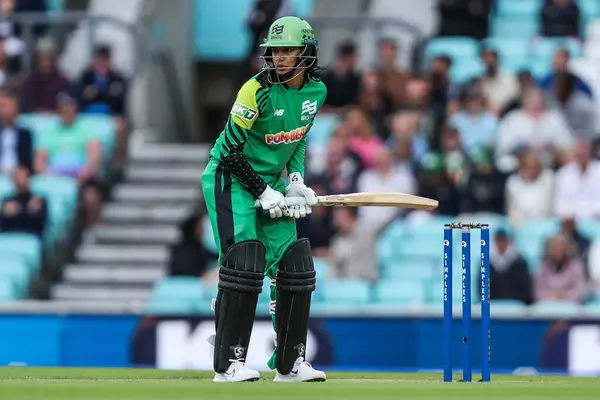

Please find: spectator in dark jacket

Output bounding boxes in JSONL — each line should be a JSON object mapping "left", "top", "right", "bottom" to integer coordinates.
{"left": 19, "top": 38, "right": 72, "bottom": 114}
{"left": 541, "top": 0, "right": 581, "bottom": 38}
{"left": 0, "top": 166, "right": 46, "bottom": 238}
{"left": 490, "top": 229, "right": 534, "bottom": 305}
{"left": 539, "top": 49, "right": 593, "bottom": 99}
{"left": 168, "top": 213, "right": 217, "bottom": 277}
{"left": 77, "top": 45, "right": 127, "bottom": 116}
{"left": 322, "top": 41, "right": 361, "bottom": 108}
{"left": 0, "top": 90, "right": 32, "bottom": 173}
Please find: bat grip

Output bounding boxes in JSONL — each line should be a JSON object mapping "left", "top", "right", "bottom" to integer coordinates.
{"left": 254, "top": 197, "right": 308, "bottom": 216}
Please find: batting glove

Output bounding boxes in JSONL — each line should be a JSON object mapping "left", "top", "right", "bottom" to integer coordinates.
{"left": 257, "top": 185, "right": 287, "bottom": 218}
{"left": 285, "top": 173, "right": 318, "bottom": 219}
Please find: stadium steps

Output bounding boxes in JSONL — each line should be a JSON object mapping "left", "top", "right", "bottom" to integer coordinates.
{"left": 51, "top": 142, "right": 209, "bottom": 302}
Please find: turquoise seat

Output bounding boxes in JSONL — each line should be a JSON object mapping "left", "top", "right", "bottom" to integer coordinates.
{"left": 381, "top": 259, "right": 436, "bottom": 280}
{"left": 450, "top": 58, "right": 485, "bottom": 84}
{"left": 491, "top": 18, "right": 539, "bottom": 39}
{"left": 291, "top": 0, "right": 316, "bottom": 17}
{"left": 424, "top": 37, "right": 480, "bottom": 60}
{"left": 152, "top": 277, "right": 205, "bottom": 303}
{"left": 0, "top": 233, "right": 42, "bottom": 272}
{"left": 579, "top": 0, "right": 600, "bottom": 20}
{"left": 322, "top": 279, "right": 371, "bottom": 304}
{"left": 515, "top": 218, "right": 558, "bottom": 268}
{"left": 0, "top": 278, "right": 16, "bottom": 301}
{"left": 483, "top": 38, "right": 529, "bottom": 58}
{"left": 201, "top": 215, "right": 218, "bottom": 254}
{"left": 258, "top": 279, "right": 272, "bottom": 305}
{"left": 0, "top": 258, "right": 30, "bottom": 297}
{"left": 375, "top": 279, "right": 424, "bottom": 304}
{"left": 531, "top": 300, "right": 581, "bottom": 313}
{"left": 313, "top": 257, "right": 330, "bottom": 283}
{"left": 30, "top": 174, "right": 78, "bottom": 212}
{"left": 491, "top": 299, "right": 526, "bottom": 309}
{"left": 307, "top": 114, "right": 340, "bottom": 148}
{"left": 579, "top": 220, "right": 600, "bottom": 240}
{"left": 496, "top": 0, "right": 542, "bottom": 17}
{"left": 79, "top": 114, "right": 117, "bottom": 158}
{"left": 530, "top": 37, "right": 583, "bottom": 60}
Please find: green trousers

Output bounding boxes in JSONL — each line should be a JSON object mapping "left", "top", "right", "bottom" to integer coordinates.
{"left": 201, "top": 160, "right": 297, "bottom": 369}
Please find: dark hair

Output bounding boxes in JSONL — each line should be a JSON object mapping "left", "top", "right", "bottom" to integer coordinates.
{"left": 306, "top": 44, "right": 325, "bottom": 81}
{"left": 337, "top": 41, "right": 356, "bottom": 57}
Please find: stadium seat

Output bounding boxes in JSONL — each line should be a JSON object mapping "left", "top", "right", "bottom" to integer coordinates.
{"left": 579, "top": 0, "right": 600, "bottom": 20}
{"left": 143, "top": 299, "right": 197, "bottom": 315}
{"left": 483, "top": 37, "right": 529, "bottom": 58}
{"left": 530, "top": 37, "right": 583, "bottom": 60}
{"left": 491, "top": 18, "right": 539, "bottom": 39}
{"left": 450, "top": 58, "right": 485, "bottom": 84}
{"left": 375, "top": 279, "right": 425, "bottom": 304}
{"left": 313, "top": 257, "right": 330, "bottom": 284}
{"left": 322, "top": 278, "right": 371, "bottom": 304}
{"left": 152, "top": 277, "right": 205, "bottom": 303}
{"left": 0, "top": 278, "right": 16, "bottom": 301}
{"left": 201, "top": 215, "right": 218, "bottom": 254}
{"left": 0, "top": 233, "right": 42, "bottom": 272}
{"left": 0, "top": 258, "right": 30, "bottom": 298}
{"left": 424, "top": 37, "right": 480, "bottom": 60}
{"left": 578, "top": 220, "right": 600, "bottom": 240}
{"left": 381, "top": 259, "right": 436, "bottom": 280}
{"left": 531, "top": 301, "right": 582, "bottom": 314}
{"left": 496, "top": 0, "right": 542, "bottom": 17}
{"left": 307, "top": 113, "right": 340, "bottom": 148}
{"left": 491, "top": 299, "right": 526, "bottom": 309}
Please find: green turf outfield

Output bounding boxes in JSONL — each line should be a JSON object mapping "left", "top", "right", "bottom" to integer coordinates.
{"left": 0, "top": 367, "right": 599, "bottom": 400}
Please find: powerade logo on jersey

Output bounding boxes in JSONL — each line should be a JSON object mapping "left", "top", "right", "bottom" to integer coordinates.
{"left": 265, "top": 124, "right": 310, "bottom": 145}
{"left": 231, "top": 102, "right": 258, "bottom": 121}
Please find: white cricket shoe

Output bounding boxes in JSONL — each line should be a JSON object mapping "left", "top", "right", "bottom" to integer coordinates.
{"left": 213, "top": 360, "right": 260, "bottom": 382}
{"left": 273, "top": 357, "right": 326, "bottom": 382}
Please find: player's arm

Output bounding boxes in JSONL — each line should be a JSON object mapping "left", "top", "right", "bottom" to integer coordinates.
{"left": 219, "top": 81, "right": 269, "bottom": 198}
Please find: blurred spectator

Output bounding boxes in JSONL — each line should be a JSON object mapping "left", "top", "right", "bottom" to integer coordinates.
{"left": 489, "top": 229, "right": 533, "bottom": 305}
{"left": 356, "top": 146, "right": 416, "bottom": 227}
{"left": 460, "top": 147, "right": 506, "bottom": 214}
{"left": 296, "top": 177, "right": 334, "bottom": 258}
{"left": 559, "top": 217, "right": 591, "bottom": 275}
{"left": 505, "top": 149, "right": 554, "bottom": 226}
{"left": 168, "top": 212, "right": 217, "bottom": 277}
{"left": 310, "top": 134, "right": 363, "bottom": 194}
{"left": 345, "top": 107, "right": 383, "bottom": 169}
{"left": 428, "top": 55, "right": 453, "bottom": 120}
{"left": 450, "top": 88, "right": 498, "bottom": 158}
{"left": 479, "top": 48, "right": 519, "bottom": 116}
{"left": 34, "top": 93, "right": 102, "bottom": 228}
{"left": 0, "top": 0, "right": 28, "bottom": 63}
{"left": 12, "top": 0, "right": 48, "bottom": 40}
{"left": 417, "top": 153, "right": 460, "bottom": 216}
{"left": 322, "top": 41, "right": 361, "bottom": 108}
{"left": 401, "top": 76, "right": 440, "bottom": 149}
{"left": 387, "top": 110, "right": 429, "bottom": 165}
{"left": 500, "top": 70, "right": 537, "bottom": 117}
{"left": 553, "top": 139, "right": 600, "bottom": 219}
{"left": 540, "top": 0, "right": 580, "bottom": 38}
{"left": 0, "top": 35, "right": 18, "bottom": 87}
{"left": 437, "top": 124, "right": 469, "bottom": 185}
{"left": 539, "top": 49, "right": 592, "bottom": 98}
{"left": 374, "top": 38, "right": 410, "bottom": 115}
{"left": 359, "top": 71, "right": 387, "bottom": 136}
{"left": 546, "top": 72, "right": 597, "bottom": 140}
{"left": 589, "top": 238, "right": 600, "bottom": 291}
{"left": 77, "top": 44, "right": 128, "bottom": 172}
{"left": 329, "top": 207, "right": 378, "bottom": 282}
{"left": 534, "top": 233, "right": 586, "bottom": 303}
{"left": 19, "top": 38, "right": 72, "bottom": 114}
{"left": 78, "top": 45, "right": 127, "bottom": 116}
{"left": 0, "top": 89, "right": 32, "bottom": 173}
{"left": 0, "top": 166, "right": 46, "bottom": 238}
{"left": 495, "top": 88, "right": 573, "bottom": 173}
{"left": 437, "top": 0, "right": 491, "bottom": 39}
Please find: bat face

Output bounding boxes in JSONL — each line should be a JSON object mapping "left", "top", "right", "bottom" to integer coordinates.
{"left": 317, "top": 193, "right": 439, "bottom": 210}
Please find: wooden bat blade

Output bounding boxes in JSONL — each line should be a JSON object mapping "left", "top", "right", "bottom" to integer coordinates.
{"left": 316, "top": 192, "right": 439, "bottom": 210}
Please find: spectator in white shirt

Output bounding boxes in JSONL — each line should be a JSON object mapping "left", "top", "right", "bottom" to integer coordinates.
{"left": 505, "top": 149, "right": 555, "bottom": 227}
{"left": 495, "top": 87, "right": 573, "bottom": 173}
{"left": 480, "top": 48, "right": 520, "bottom": 116}
{"left": 554, "top": 139, "right": 600, "bottom": 219}
{"left": 356, "top": 146, "right": 416, "bottom": 227}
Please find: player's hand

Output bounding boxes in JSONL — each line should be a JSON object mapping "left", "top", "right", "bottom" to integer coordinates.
{"left": 257, "top": 185, "right": 287, "bottom": 218}
{"left": 285, "top": 173, "right": 317, "bottom": 218}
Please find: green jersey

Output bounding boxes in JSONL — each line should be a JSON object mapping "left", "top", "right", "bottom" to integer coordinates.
{"left": 210, "top": 72, "right": 327, "bottom": 179}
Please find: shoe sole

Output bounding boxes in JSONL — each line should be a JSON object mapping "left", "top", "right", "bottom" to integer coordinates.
{"left": 213, "top": 377, "right": 260, "bottom": 383}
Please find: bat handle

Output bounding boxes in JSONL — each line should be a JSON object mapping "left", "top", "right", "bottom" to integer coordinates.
{"left": 254, "top": 197, "right": 308, "bottom": 216}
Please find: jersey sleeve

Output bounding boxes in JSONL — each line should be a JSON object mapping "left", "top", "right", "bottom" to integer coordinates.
{"left": 219, "top": 78, "right": 270, "bottom": 198}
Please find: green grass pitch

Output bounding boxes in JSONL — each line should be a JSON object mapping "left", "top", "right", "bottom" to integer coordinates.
{"left": 0, "top": 367, "right": 599, "bottom": 400}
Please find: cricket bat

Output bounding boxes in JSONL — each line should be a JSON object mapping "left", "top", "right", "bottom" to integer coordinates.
{"left": 255, "top": 192, "right": 439, "bottom": 210}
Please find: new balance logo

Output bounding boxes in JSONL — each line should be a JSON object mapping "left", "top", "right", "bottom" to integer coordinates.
{"left": 274, "top": 109, "right": 285, "bottom": 116}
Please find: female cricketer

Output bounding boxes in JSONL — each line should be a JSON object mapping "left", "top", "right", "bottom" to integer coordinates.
{"left": 201, "top": 16, "right": 327, "bottom": 382}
